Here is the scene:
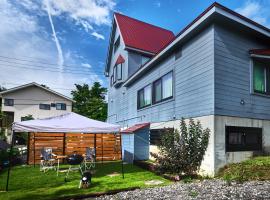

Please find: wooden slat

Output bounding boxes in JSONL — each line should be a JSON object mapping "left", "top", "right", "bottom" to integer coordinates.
{"left": 28, "top": 132, "right": 121, "bottom": 164}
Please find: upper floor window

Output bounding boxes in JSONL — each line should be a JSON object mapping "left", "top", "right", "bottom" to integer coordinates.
{"left": 253, "top": 60, "right": 269, "bottom": 94}
{"left": 39, "top": 104, "right": 50, "bottom": 110}
{"left": 56, "top": 103, "right": 66, "bottom": 110}
{"left": 4, "top": 98, "right": 14, "bottom": 106}
{"left": 137, "top": 84, "right": 151, "bottom": 109}
{"left": 117, "top": 64, "right": 122, "bottom": 80}
{"left": 113, "top": 65, "right": 117, "bottom": 83}
{"left": 153, "top": 71, "right": 173, "bottom": 104}
{"left": 110, "top": 75, "right": 114, "bottom": 87}
{"left": 114, "top": 36, "right": 120, "bottom": 53}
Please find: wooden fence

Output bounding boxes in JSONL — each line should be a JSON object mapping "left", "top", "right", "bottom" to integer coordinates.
{"left": 28, "top": 133, "right": 121, "bottom": 164}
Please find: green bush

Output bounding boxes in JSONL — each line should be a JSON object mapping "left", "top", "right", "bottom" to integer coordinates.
{"left": 151, "top": 118, "right": 210, "bottom": 176}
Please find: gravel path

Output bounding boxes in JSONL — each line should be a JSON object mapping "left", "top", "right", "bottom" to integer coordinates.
{"left": 91, "top": 180, "right": 270, "bottom": 200}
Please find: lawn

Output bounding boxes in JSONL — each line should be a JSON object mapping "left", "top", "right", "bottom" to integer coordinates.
{"left": 218, "top": 156, "right": 270, "bottom": 182}
{"left": 0, "top": 162, "right": 171, "bottom": 200}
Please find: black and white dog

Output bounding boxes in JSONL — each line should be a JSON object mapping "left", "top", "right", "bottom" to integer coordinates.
{"left": 79, "top": 171, "right": 92, "bottom": 189}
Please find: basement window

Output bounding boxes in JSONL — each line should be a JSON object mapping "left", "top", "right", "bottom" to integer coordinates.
{"left": 226, "top": 126, "right": 262, "bottom": 152}
{"left": 150, "top": 128, "right": 174, "bottom": 145}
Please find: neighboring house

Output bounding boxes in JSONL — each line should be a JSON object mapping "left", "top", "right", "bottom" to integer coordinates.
{"left": 105, "top": 2, "right": 270, "bottom": 175}
{"left": 0, "top": 82, "right": 73, "bottom": 128}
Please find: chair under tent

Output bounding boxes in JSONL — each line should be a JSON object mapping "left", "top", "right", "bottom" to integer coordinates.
{"left": 5, "top": 112, "right": 124, "bottom": 191}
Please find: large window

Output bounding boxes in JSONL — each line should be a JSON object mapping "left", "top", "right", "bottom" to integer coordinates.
{"left": 153, "top": 71, "right": 173, "bottom": 104}
{"left": 114, "top": 36, "right": 120, "bottom": 53}
{"left": 39, "top": 104, "right": 50, "bottom": 110}
{"left": 56, "top": 103, "right": 66, "bottom": 110}
{"left": 4, "top": 98, "right": 14, "bottom": 106}
{"left": 137, "top": 84, "right": 152, "bottom": 109}
{"left": 253, "top": 59, "right": 270, "bottom": 94}
{"left": 226, "top": 126, "right": 262, "bottom": 152}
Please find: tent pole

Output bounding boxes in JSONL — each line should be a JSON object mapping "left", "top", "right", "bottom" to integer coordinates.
{"left": 94, "top": 134, "right": 96, "bottom": 162}
{"left": 6, "top": 130, "right": 15, "bottom": 191}
{"left": 101, "top": 134, "right": 103, "bottom": 164}
{"left": 120, "top": 133, "right": 124, "bottom": 179}
{"left": 33, "top": 132, "right": 36, "bottom": 167}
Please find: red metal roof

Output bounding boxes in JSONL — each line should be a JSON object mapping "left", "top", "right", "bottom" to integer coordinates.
{"left": 121, "top": 123, "right": 150, "bottom": 134}
{"left": 114, "top": 13, "right": 175, "bottom": 54}
{"left": 115, "top": 54, "right": 125, "bottom": 65}
{"left": 249, "top": 49, "right": 270, "bottom": 56}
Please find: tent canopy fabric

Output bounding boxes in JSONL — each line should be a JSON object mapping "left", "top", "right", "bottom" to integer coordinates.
{"left": 12, "top": 112, "right": 120, "bottom": 133}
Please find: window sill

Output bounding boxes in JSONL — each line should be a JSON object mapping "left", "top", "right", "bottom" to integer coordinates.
{"left": 137, "top": 97, "right": 174, "bottom": 112}
{"left": 251, "top": 92, "right": 270, "bottom": 98}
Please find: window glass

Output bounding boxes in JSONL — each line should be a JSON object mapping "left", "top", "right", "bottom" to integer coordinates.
{"left": 110, "top": 75, "right": 114, "bottom": 86}
{"left": 4, "top": 99, "right": 14, "bottom": 106}
{"left": 56, "top": 103, "right": 66, "bottom": 110}
{"left": 141, "top": 56, "right": 149, "bottom": 65}
{"left": 144, "top": 85, "right": 151, "bottom": 106}
{"left": 114, "top": 36, "right": 120, "bottom": 53}
{"left": 138, "top": 89, "right": 144, "bottom": 109}
{"left": 226, "top": 126, "right": 262, "bottom": 152}
{"left": 138, "top": 85, "right": 151, "bottom": 109}
{"left": 153, "top": 79, "right": 162, "bottom": 103}
{"left": 39, "top": 104, "right": 50, "bottom": 110}
{"left": 162, "top": 72, "right": 173, "bottom": 99}
{"left": 117, "top": 64, "right": 122, "bottom": 80}
{"left": 253, "top": 61, "right": 266, "bottom": 93}
{"left": 113, "top": 66, "right": 117, "bottom": 82}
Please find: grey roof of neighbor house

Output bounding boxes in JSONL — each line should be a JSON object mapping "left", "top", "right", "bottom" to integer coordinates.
{"left": 0, "top": 140, "right": 10, "bottom": 150}
{"left": 0, "top": 82, "right": 74, "bottom": 102}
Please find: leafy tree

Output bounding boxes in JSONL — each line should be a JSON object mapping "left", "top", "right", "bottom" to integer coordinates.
{"left": 151, "top": 118, "right": 210, "bottom": 176}
{"left": 0, "top": 85, "right": 7, "bottom": 140}
{"left": 71, "top": 82, "right": 107, "bottom": 121}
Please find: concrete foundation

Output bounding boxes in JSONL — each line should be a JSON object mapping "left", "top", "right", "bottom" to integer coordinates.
{"left": 149, "top": 115, "right": 270, "bottom": 176}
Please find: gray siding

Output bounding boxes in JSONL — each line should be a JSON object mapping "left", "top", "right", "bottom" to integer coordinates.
{"left": 214, "top": 25, "right": 270, "bottom": 119}
{"left": 112, "top": 25, "right": 215, "bottom": 127}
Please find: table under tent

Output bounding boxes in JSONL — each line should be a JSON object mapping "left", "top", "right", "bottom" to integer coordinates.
{"left": 5, "top": 112, "right": 122, "bottom": 191}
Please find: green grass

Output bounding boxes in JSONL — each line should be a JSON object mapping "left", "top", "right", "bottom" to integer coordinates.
{"left": 218, "top": 156, "right": 270, "bottom": 182}
{"left": 0, "top": 162, "right": 171, "bottom": 200}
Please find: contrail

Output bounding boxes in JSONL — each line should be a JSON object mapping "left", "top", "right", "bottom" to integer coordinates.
{"left": 45, "top": 0, "right": 64, "bottom": 71}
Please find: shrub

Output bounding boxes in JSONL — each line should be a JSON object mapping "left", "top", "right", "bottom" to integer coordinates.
{"left": 151, "top": 118, "right": 210, "bottom": 176}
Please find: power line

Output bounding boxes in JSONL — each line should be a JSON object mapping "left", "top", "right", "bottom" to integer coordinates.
{"left": 1, "top": 82, "right": 74, "bottom": 91}
{"left": 0, "top": 55, "right": 105, "bottom": 72}
{"left": 0, "top": 58, "right": 101, "bottom": 73}
{"left": 0, "top": 63, "right": 104, "bottom": 75}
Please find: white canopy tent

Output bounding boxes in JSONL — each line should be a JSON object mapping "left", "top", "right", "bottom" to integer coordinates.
{"left": 6, "top": 112, "right": 122, "bottom": 191}
{"left": 12, "top": 112, "right": 120, "bottom": 133}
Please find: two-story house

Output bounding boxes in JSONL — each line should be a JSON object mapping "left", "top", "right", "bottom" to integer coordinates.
{"left": 105, "top": 2, "right": 270, "bottom": 175}
{"left": 0, "top": 82, "right": 73, "bottom": 130}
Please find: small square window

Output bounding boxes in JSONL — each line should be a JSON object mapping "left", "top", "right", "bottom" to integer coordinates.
{"left": 56, "top": 103, "right": 66, "bottom": 110}
{"left": 4, "top": 99, "right": 14, "bottom": 106}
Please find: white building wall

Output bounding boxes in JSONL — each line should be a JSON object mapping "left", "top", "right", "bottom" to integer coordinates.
{"left": 1, "top": 86, "right": 72, "bottom": 122}
{"left": 214, "top": 115, "right": 270, "bottom": 173}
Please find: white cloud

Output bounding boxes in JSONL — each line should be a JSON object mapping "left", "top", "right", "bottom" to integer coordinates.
{"left": 0, "top": 0, "right": 106, "bottom": 97}
{"left": 236, "top": 1, "right": 269, "bottom": 27}
{"left": 43, "top": 0, "right": 116, "bottom": 26}
{"left": 91, "top": 31, "right": 105, "bottom": 40}
{"left": 81, "top": 63, "right": 92, "bottom": 68}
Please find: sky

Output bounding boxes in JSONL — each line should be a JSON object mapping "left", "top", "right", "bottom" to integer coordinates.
{"left": 0, "top": 0, "right": 270, "bottom": 97}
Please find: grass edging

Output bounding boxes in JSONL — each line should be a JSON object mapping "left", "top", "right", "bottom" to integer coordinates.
{"left": 55, "top": 187, "right": 140, "bottom": 200}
